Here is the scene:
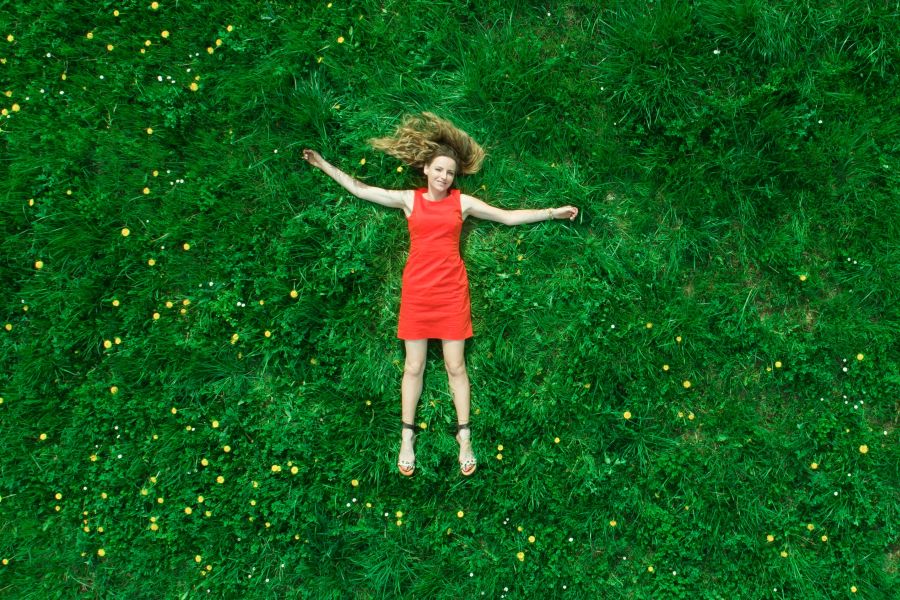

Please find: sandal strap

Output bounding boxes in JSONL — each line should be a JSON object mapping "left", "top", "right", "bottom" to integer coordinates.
{"left": 402, "top": 421, "right": 417, "bottom": 431}
{"left": 457, "top": 422, "right": 470, "bottom": 432}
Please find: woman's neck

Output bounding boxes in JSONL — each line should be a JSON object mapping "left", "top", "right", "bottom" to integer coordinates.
{"left": 424, "top": 186, "right": 450, "bottom": 201}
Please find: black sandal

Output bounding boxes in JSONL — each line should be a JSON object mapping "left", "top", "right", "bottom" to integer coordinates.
{"left": 456, "top": 423, "right": 477, "bottom": 476}
{"left": 398, "top": 422, "right": 416, "bottom": 476}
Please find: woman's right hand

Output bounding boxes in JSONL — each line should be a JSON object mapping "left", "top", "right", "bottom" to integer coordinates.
{"left": 302, "top": 149, "right": 324, "bottom": 169}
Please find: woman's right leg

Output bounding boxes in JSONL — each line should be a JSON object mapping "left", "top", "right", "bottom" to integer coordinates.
{"left": 399, "top": 339, "right": 428, "bottom": 473}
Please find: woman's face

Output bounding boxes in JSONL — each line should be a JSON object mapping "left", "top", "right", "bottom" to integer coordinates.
{"left": 423, "top": 155, "right": 457, "bottom": 193}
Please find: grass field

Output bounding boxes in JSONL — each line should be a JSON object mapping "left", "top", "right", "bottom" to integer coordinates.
{"left": 1, "top": 0, "right": 899, "bottom": 597}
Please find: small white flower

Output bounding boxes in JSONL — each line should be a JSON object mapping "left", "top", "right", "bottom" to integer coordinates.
{"left": 158, "top": 76, "right": 163, "bottom": 81}
{"left": 818, "top": 119, "right": 823, "bottom": 124}
{"left": 47, "top": 52, "right": 52, "bottom": 58}
{"left": 209, "top": 282, "right": 214, "bottom": 286}
{"left": 713, "top": 49, "right": 721, "bottom": 55}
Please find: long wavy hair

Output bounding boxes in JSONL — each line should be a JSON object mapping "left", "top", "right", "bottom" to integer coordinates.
{"left": 369, "top": 112, "right": 485, "bottom": 175}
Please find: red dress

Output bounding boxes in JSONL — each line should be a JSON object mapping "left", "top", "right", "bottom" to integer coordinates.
{"left": 397, "top": 188, "right": 472, "bottom": 340}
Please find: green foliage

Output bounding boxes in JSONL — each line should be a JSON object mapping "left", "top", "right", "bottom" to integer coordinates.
{"left": 1, "top": 0, "right": 898, "bottom": 597}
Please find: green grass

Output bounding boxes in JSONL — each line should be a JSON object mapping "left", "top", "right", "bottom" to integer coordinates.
{"left": 2, "top": 0, "right": 899, "bottom": 597}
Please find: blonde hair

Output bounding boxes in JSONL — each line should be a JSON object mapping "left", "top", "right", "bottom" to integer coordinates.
{"left": 369, "top": 112, "right": 485, "bottom": 175}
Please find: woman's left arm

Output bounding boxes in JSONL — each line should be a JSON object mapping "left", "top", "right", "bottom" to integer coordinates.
{"left": 461, "top": 194, "right": 578, "bottom": 225}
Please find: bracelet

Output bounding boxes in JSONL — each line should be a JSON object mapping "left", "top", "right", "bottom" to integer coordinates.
{"left": 546, "top": 208, "right": 554, "bottom": 220}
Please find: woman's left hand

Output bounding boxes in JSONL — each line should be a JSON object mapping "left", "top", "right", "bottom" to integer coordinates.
{"left": 552, "top": 206, "right": 579, "bottom": 221}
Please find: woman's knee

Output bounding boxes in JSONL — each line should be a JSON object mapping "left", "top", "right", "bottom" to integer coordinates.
{"left": 404, "top": 358, "right": 426, "bottom": 378}
{"left": 445, "top": 360, "right": 467, "bottom": 379}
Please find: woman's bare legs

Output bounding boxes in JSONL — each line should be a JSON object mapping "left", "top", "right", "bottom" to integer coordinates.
{"left": 442, "top": 339, "right": 476, "bottom": 474}
{"left": 399, "top": 339, "right": 428, "bottom": 473}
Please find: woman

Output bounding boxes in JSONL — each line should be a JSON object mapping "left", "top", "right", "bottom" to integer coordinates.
{"left": 303, "top": 113, "right": 578, "bottom": 477}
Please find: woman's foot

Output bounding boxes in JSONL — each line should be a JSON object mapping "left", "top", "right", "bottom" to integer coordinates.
{"left": 398, "top": 422, "right": 416, "bottom": 476}
{"left": 456, "top": 423, "right": 477, "bottom": 476}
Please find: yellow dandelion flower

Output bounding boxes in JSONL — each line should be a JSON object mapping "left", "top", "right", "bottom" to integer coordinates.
{"left": 39, "top": 432, "right": 48, "bottom": 441}
{"left": 799, "top": 274, "right": 807, "bottom": 281}
{"left": 609, "top": 520, "right": 617, "bottom": 527}
{"left": 623, "top": 411, "right": 632, "bottom": 420}
{"left": 516, "top": 551, "right": 525, "bottom": 561}
{"left": 856, "top": 353, "right": 864, "bottom": 361}
{"left": 146, "top": 127, "right": 153, "bottom": 135}
{"left": 207, "top": 47, "right": 214, "bottom": 54}
{"left": 775, "top": 361, "right": 782, "bottom": 369}
{"left": 121, "top": 227, "right": 131, "bottom": 237}
{"left": 35, "top": 260, "right": 44, "bottom": 269}
{"left": 143, "top": 187, "right": 151, "bottom": 194}
{"left": 264, "top": 330, "right": 272, "bottom": 338}
{"left": 112, "top": 299, "right": 120, "bottom": 306}
{"left": 223, "top": 445, "right": 231, "bottom": 453}
{"left": 151, "top": 2, "right": 159, "bottom": 9}
{"left": 688, "top": 412, "right": 695, "bottom": 421}
{"left": 682, "top": 380, "right": 691, "bottom": 389}
{"left": 351, "top": 479, "right": 359, "bottom": 487}
{"left": 648, "top": 566, "right": 654, "bottom": 572}
{"left": 211, "top": 420, "right": 219, "bottom": 428}
{"left": 113, "top": 9, "right": 119, "bottom": 16}
{"left": 766, "top": 535, "right": 775, "bottom": 543}
{"left": 528, "top": 535, "right": 535, "bottom": 543}
{"left": 161, "top": 31, "right": 169, "bottom": 39}
{"left": 170, "top": 407, "right": 177, "bottom": 414}
{"left": 337, "top": 36, "right": 345, "bottom": 44}
{"left": 851, "top": 586, "right": 857, "bottom": 593}
{"left": 646, "top": 322, "right": 653, "bottom": 329}
{"left": 106, "top": 44, "right": 114, "bottom": 52}
{"left": 86, "top": 32, "right": 94, "bottom": 39}
{"left": 291, "top": 466, "right": 298, "bottom": 474}
{"left": 497, "top": 444, "right": 504, "bottom": 451}
{"left": 197, "top": 495, "right": 204, "bottom": 503}
{"left": 780, "top": 550, "right": 788, "bottom": 558}
{"left": 157, "top": 497, "right": 164, "bottom": 504}
{"left": 194, "top": 555, "right": 202, "bottom": 563}
{"left": 554, "top": 437, "right": 560, "bottom": 443}
{"left": 806, "top": 523, "right": 814, "bottom": 531}
{"left": 271, "top": 464, "right": 282, "bottom": 472}
{"left": 859, "top": 445, "right": 868, "bottom": 454}
{"left": 90, "top": 454, "right": 98, "bottom": 461}
{"left": 821, "top": 535, "right": 828, "bottom": 542}
{"left": 397, "top": 166, "right": 403, "bottom": 172}
{"left": 227, "top": 25, "right": 234, "bottom": 32}
{"left": 109, "top": 386, "right": 118, "bottom": 394}
{"left": 165, "top": 301, "right": 174, "bottom": 309}
{"left": 189, "top": 82, "right": 198, "bottom": 91}
{"left": 97, "top": 548, "right": 106, "bottom": 557}
{"left": 152, "top": 312, "right": 161, "bottom": 320}
{"left": 290, "top": 289, "right": 299, "bottom": 298}
{"left": 216, "top": 476, "right": 224, "bottom": 484}
{"left": 150, "top": 523, "right": 159, "bottom": 531}
{"left": 810, "top": 462, "right": 818, "bottom": 470}
{"left": 216, "top": 39, "right": 222, "bottom": 47}
{"left": 496, "top": 453, "right": 503, "bottom": 460}
{"left": 200, "top": 458, "right": 209, "bottom": 466}
{"left": 4, "top": 324, "right": 11, "bottom": 332}
{"left": 11, "top": 103, "right": 20, "bottom": 112}
{"left": 184, "top": 507, "right": 192, "bottom": 515}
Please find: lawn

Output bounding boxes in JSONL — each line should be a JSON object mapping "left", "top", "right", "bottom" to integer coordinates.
{"left": 1, "top": 0, "right": 898, "bottom": 597}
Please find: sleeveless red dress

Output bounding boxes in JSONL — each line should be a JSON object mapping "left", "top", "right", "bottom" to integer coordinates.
{"left": 397, "top": 188, "right": 472, "bottom": 340}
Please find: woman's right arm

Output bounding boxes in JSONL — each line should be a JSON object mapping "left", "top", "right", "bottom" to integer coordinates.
{"left": 303, "top": 149, "right": 409, "bottom": 211}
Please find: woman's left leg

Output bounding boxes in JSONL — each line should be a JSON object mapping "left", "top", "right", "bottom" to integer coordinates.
{"left": 442, "top": 339, "right": 476, "bottom": 474}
